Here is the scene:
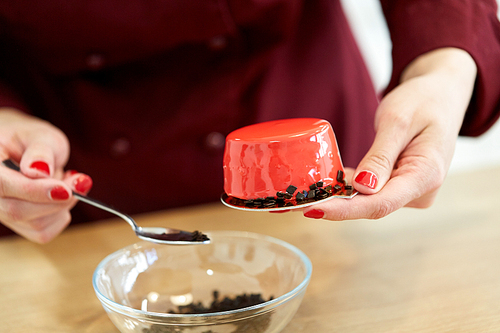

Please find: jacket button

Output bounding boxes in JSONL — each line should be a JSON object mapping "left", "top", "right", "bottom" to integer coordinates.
{"left": 208, "top": 35, "right": 227, "bottom": 50}
{"left": 86, "top": 53, "right": 105, "bottom": 70}
{"left": 204, "top": 132, "right": 225, "bottom": 150}
{"left": 110, "top": 138, "right": 131, "bottom": 157}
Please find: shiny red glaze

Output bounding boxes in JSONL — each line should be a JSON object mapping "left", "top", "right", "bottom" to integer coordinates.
{"left": 223, "top": 118, "right": 344, "bottom": 199}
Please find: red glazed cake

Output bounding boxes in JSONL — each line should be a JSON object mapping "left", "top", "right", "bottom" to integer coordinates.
{"left": 223, "top": 118, "right": 351, "bottom": 208}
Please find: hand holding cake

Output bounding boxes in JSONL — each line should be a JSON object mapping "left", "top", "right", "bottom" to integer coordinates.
{"left": 223, "top": 49, "right": 478, "bottom": 221}
{"left": 303, "top": 48, "right": 477, "bottom": 221}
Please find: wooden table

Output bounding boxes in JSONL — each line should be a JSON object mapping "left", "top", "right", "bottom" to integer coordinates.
{"left": 1, "top": 166, "right": 500, "bottom": 333}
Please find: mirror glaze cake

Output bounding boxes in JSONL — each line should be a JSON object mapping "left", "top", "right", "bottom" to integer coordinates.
{"left": 222, "top": 118, "right": 353, "bottom": 209}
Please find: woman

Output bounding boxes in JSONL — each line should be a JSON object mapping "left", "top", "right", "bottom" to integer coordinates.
{"left": 0, "top": 0, "right": 499, "bottom": 242}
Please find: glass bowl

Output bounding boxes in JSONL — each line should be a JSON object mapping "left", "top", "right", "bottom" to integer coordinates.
{"left": 92, "top": 230, "right": 312, "bottom": 333}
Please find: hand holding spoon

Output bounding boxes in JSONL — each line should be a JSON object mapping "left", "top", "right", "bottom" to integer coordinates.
{"left": 2, "top": 159, "right": 210, "bottom": 245}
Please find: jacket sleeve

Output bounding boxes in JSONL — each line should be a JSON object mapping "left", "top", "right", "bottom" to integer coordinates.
{"left": 380, "top": 0, "right": 500, "bottom": 136}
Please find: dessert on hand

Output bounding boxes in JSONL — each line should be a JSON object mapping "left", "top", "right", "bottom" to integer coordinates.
{"left": 221, "top": 118, "right": 356, "bottom": 211}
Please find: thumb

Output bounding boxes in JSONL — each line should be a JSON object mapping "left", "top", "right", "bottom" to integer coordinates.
{"left": 353, "top": 126, "right": 408, "bottom": 194}
{"left": 0, "top": 109, "right": 70, "bottom": 179}
{"left": 19, "top": 128, "right": 70, "bottom": 179}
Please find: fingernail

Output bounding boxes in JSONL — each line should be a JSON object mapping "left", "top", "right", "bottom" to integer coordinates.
{"left": 304, "top": 209, "right": 325, "bottom": 219}
{"left": 67, "top": 170, "right": 78, "bottom": 175}
{"left": 49, "top": 186, "right": 70, "bottom": 200}
{"left": 355, "top": 171, "right": 378, "bottom": 189}
{"left": 74, "top": 174, "right": 93, "bottom": 194}
{"left": 30, "top": 161, "right": 50, "bottom": 175}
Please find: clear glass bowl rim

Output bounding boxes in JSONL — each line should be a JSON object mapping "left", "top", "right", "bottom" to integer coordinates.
{"left": 92, "top": 230, "right": 312, "bottom": 323}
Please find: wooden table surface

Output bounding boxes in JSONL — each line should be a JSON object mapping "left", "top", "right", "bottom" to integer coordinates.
{"left": 1, "top": 166, "right": 500, "bottom": 333}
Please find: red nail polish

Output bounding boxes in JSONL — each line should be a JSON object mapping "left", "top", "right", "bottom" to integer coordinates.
{"left": 74, "top": 175, "right": 93, "bottom": 194}
{"left": 355, "top": 171, "right": 378, "bottom": 189}
{"left": 304, "top": 209, "right": 325, "bottom": 219}
{"left": 50, "top": 186, "right": 70, "bottom": 200}
{"left": 68, "top": 170, "right": 78, "bottom": 175}
{"left": 30, "top": 161, "right": 50, "bottom": 175}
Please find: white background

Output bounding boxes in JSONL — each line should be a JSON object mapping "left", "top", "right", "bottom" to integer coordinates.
{"left": 341, "top": 0, "right": 500, "bottom": 174}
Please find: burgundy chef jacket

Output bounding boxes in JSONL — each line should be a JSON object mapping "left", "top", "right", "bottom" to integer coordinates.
{"left": 0, "top": 0, "right": 500, "bottom": 237}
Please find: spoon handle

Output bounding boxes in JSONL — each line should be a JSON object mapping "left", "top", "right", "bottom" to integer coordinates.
{"left": 71, "top": 192, "right": 138, "bottom": 230}
{"left": 1, "top": 159, "right": 138, "bottom": 230}
{"left": 2, "top": 159, "right": 20, "bottom": 172}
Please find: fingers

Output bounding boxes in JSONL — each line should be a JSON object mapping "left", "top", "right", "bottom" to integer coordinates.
{"left": 64, "top": 171, "right": 93, "bottom": 195}
{"left": 351, "top": 90, "right": 417, "bottom": 195}
{"left": 0, "top": 165, "right": 93, "bottom": 207}
{"left": 0, "top": 163, "right": 93, "bottom": 243}
{"left": 20, "top": 149, "right": 56, "bottom": 178}
{"left": 303, "top": 139, "right": 445, "bottom": 221}
{"left": 0, "top": 172, "right": 78, "bottom": 243}
{"left": 352, "top": 140, "right": 397, "bottom": 194}
{"left": 0, "top": 108, "right": 70, "bottom": 180}
{"left": 2, "top": 207, "right": 73, "bottom": 244}
{"left": 303, "top": 164, "right": 439, "bottom": 221}
{"left": 0, "top": 110, "right": 90, "bottom": 243}
{"left": 0, "top": 165, "right": 72, "bottom": 202}
{"left": 0, "top": 195, "right": 75, "bottom": 226}
{"left": 19, "top": 132, "right": 69, "bottom": 179}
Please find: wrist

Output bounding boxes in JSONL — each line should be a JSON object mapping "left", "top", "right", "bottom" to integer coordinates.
{"left": 401, "top": 47, "right": 477, "bottom": 84}
{"left": 399, "top": 48, "right": 477, "bottom": 128}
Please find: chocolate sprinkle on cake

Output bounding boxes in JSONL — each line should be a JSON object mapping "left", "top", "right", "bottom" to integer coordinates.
{"left": 286, "top": 185, "right": 298, "bottom": 194}
{"left": 225, "top": 169, "right": 356, "bottom": 209}
{"left": 296, "top": 191, "right": 306, "bottom": 201}
{"left": 337, "top": 169, "right": 344, "bottom": 182}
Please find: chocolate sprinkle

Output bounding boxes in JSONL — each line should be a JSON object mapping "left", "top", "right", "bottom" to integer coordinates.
{"left": 225, "top": 169, "right": 356, "bottom": 210}
{"left": 317, "top": 189, "right": 329, "bottom": 199}
{"left": 337, "top": 170, "right": 344, "bottom": 182}
{"left": 190, "top": 231, "right": 210, "bottom": 242}
{"left": 169, "top": 291, "right": 273, "bottom": 314}
{"left": 286, "top": 185, "right": 298, "bottom": 194}
{"left": 296, "top": 191, "right": 306, "bottom": 201}
{"left": 140, "top": 230, "right": 209, "bottom": 242}
{"left": 263, "top": 200, "right": 276, "bottom": 207}
{"left": 143, "top": 291, "right": 274, "bottom": 333}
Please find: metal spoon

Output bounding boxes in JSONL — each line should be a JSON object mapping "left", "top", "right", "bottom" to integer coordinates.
{"left": 2, "top": 159, "right": 210, "bottom": 245}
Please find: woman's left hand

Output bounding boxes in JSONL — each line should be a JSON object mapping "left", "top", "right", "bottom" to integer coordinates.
{"left": 303, "top": 47, "right": 477, "bottom": 220}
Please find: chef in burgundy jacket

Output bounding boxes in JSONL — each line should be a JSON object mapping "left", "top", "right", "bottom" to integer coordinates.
{"left": 0, "top": 0, "right": 499, "bottom": 242}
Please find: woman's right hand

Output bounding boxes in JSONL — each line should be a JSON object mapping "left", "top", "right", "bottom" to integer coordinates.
{"left": 0, "top": 108, "right": 92, "bottom": 243}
